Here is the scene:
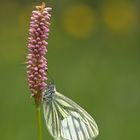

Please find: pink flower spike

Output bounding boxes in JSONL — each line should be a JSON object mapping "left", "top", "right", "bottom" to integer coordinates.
{"left": 27, "top": 2, "right": 52, "bottom": 106}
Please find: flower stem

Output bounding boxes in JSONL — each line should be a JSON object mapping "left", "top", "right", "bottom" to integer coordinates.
{"left": 36, "top": 106, "right": 42, "bottom": 140}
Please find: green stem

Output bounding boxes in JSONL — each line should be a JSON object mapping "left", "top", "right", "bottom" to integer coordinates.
{"left": 36, "top": 106, "right": 42, "bottom": 140}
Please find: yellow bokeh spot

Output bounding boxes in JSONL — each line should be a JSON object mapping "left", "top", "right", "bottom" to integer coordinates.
{"left": 102, "top": 2, "right": 138, "bottom": 32}
{"left": 62, "top": 4, "right": 97, "bottom": 38}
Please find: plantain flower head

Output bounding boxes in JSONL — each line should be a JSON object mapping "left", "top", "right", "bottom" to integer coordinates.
{"left": 27, "top": 2, "right": 52, "bottom": 106}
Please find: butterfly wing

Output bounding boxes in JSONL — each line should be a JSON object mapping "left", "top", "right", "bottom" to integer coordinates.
{"left": 43, "top": 91, "right": 99, "bottom": 140}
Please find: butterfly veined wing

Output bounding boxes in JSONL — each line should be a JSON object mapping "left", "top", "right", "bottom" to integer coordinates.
{"left": 43, "top": 86, "right": 99, "bottom": 140}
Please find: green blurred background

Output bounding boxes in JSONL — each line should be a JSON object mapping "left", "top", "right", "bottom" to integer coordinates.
{"left": 0, "top": 0, "right": 140, "bottom": 139}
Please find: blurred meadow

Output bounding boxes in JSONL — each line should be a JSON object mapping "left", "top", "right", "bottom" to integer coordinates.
{"left": 0, "top": 0, "right": 140, "bottom": 139}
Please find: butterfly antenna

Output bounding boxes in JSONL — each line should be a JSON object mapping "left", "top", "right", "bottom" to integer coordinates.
{"left": 46, "top": 70, "right": 55, "bottom": 84}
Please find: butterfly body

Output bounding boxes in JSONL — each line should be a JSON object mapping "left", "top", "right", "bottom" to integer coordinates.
{"left": 43, "top": 84, "right": 99, "bottom": 140}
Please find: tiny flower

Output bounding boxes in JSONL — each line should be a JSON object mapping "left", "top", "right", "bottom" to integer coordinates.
{"left": 27, "top": 2, "right": 52, "bottom": 106}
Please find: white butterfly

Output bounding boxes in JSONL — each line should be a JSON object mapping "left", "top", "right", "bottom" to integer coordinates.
{"left": 43, "top": 84, "right": 99, "bottom": 140}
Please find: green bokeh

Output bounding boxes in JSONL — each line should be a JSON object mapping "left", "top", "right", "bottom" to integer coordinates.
{"left": 0, "top": 0, "right": 140, "bottom": 140}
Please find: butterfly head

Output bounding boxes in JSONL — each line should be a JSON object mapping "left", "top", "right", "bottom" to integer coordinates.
{"left": 43, "top": 83, "right": 56, "bottom": 101}
{"left": 47, "top": 83, "right": 56, "bottom": 92}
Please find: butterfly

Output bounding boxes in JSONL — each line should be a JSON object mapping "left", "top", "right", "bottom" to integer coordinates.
{"left": 43, "top": 83, "right": 99, "bottom": 140}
